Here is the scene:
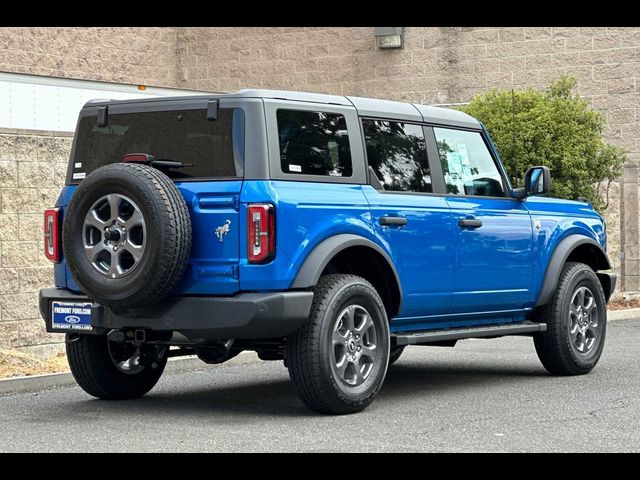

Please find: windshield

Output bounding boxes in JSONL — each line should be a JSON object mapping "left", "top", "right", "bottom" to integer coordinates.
{"left": 69, "top": 107, "right": 245, "bottom": 182}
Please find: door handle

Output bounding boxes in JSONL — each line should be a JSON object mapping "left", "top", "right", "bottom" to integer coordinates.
{"left": 380, "top": 216, "right": 408, "bottom": 227}
{"left": 458, "top": 218, "right": 482, "bottom": 229}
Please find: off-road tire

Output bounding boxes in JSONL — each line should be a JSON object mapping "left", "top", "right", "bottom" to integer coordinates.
{"left": 286, "top": 274, "right": 390, "bottom": 415}
{"left": 63, "top": 163, "right": 191, "bottom": 309}
{"left": 66, "top": 334, "right": 167, "bottom": 400}
{"left": 533, "top": 261, "right": 607, "bottom": 375}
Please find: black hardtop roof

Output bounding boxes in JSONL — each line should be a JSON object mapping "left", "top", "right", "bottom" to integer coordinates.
{"left": 83, "top": 88, "right": 481, "bottom": 129}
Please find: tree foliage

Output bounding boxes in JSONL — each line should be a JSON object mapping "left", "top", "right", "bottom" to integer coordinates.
{"left": 461, "top": 76, "right": 625, "bottom": 211}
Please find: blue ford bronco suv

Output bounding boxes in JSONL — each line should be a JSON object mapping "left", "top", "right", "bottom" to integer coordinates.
{"left": 40, "top": 89, "right": 616, "bottom": 414}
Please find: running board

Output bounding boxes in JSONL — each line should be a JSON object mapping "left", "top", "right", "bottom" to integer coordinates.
{"left": 392, "top": 321, "right": 547, "bottom": 346}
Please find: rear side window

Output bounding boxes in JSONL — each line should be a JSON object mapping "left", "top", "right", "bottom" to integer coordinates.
{"left": 362, "top": 119, "right": 432, "bottom": 193}
{"left": 276, "top": 109, "right": 352, "bottom": 177}
{"left": 70, "top": 108, "right": 244, "bottom": 182}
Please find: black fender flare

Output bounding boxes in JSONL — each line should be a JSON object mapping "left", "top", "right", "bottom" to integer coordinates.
{"left": 291, "top": 234, "right": 403, "bottom": 308}
{"left": 535, "top": 234, "right": 611, "bottom": 307}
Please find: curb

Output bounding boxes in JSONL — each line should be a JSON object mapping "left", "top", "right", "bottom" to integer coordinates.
{"left": 0, "top": 351, "right": 260, "bottom": 396}
{"left": 608, "top": 307, "right": 640, "bottom": 322}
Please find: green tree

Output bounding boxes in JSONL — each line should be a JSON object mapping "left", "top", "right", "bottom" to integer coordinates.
{"left": 461, "top": 76, "right": 625, "bottom": 211}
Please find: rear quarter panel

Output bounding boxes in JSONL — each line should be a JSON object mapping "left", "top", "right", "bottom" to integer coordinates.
{"left": 239, "top": 180, "right": 380, "bottom": 291}
{"left": 54, "top": 186, "right": 76, "bottom": 290}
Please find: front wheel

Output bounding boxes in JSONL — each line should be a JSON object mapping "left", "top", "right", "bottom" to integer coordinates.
{"left": 533, "top": 262, "right": 607, "bottom": 375}
{"left": 286, "top": 274, "right": 390, "bottom": 414}
{"left": 67, "top": 334, "right": 168, "bottom": 400}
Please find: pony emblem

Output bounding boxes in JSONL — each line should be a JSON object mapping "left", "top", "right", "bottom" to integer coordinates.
{"left": 215, "top": 220, "right": 231, "bottom": 242}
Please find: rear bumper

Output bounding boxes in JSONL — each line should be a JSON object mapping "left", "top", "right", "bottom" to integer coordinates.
{"left": 39, "top": 288, "right": 314, "bottom": 340}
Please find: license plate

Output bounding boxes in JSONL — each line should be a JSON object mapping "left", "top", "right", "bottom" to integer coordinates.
{"left": 51, "top": 301, "right": 93, "bottom": 331}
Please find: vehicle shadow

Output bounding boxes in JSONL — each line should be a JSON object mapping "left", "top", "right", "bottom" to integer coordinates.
{"left": 63, "top": 359, "right": 551, "bottom": 419}
{"left": 379, "top": 361, "right": 549, "bottom": 400}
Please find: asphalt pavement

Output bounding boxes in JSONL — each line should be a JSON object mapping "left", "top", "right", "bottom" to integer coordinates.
{"left": 1, "top": 318, "right": 639, "bottom": 452}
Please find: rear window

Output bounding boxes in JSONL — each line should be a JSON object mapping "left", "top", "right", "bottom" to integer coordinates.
{"left": 276, "top": 109, "right": 352, "bottom": 177}
{"left": 69, "top": 108, "right": 244, "bottom": 182}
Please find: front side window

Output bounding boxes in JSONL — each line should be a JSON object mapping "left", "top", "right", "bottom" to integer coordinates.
{"left": 277, "top": 109, "right": 352, "bottom": 177}
{"left": 434, "top": 128, "right": 505, "bottom": 197}
{"left": 362, "top": 119, "right": 431, "bottom": 193}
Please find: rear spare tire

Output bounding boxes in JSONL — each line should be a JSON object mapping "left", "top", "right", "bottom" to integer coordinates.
{"left": 63, "top": 163, "right": 191, "bottom": 309}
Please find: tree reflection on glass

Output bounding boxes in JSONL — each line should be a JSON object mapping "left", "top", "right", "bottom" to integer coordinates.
{"left": 436, "top": 139, "right": 460, "bottom": 194}
{"left": 277, "top": 110, "right": 352, "bottom": 177}
{"left": 363, "top": 120, "right": 431, "bottom": 193}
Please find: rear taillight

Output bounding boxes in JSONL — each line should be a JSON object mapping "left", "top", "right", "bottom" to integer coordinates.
{"left": 44, "top": 208, "right": 61, "bottom": 262}
{"left": 247, "top": 204, "right": 275, "bottom": 264}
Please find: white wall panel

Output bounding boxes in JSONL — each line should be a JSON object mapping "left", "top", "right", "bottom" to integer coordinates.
{"left": 0, "top": 73, "right": 211, "bottom": 132}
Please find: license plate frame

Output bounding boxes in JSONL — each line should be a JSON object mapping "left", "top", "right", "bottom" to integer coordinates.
{"left": 50, "top": 301, "right": 93, "bottom": 332}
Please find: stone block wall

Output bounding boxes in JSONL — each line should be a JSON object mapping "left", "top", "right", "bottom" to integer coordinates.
{"left": 0, "top": 129, "right": 71, "bottom": 353}
{"left": 0, "top": 27, "right": 178, "bottom": 86}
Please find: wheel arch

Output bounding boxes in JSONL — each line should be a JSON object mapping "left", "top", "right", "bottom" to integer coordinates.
{"left": 535, "top": 234, "right": 612, "bottom": 307}
{"left": 290, "top": 234, "right": 403, "bottom": 318}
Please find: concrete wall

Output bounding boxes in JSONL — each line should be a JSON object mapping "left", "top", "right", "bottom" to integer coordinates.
{"left": 0, "top": 27, "right": 638, "bottom": 353}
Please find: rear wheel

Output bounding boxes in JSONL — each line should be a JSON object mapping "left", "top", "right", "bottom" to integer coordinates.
{"left": 67, "top": 334, "right": 167, "bottom": 400}
{"left": 533, "top": 262, "right": 607, "bottom": 375}
{"left": 286, "top": 274, "right": 390, "bottom": 414}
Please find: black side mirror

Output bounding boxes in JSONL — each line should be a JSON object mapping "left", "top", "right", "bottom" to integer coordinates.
{"left": 513, "top": 166, "right": 551, "bottom": 199}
